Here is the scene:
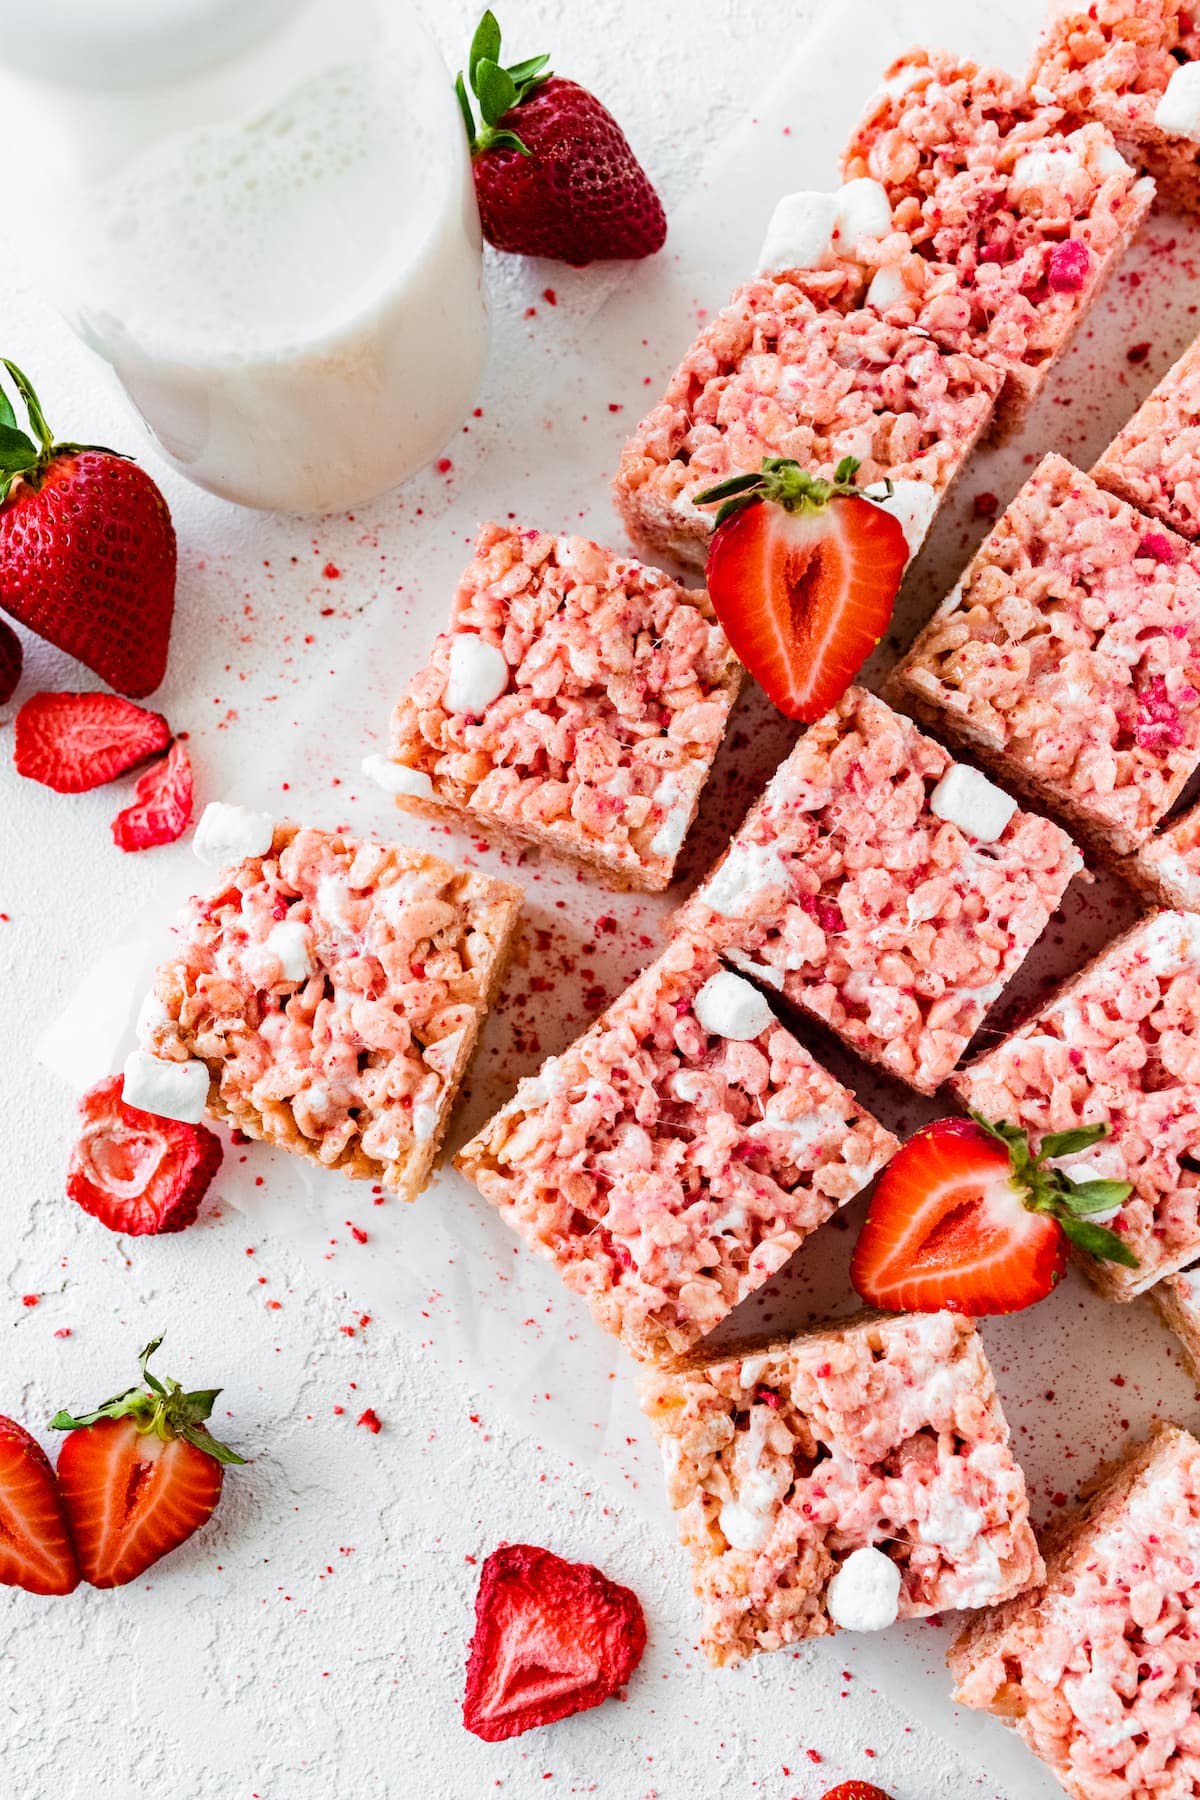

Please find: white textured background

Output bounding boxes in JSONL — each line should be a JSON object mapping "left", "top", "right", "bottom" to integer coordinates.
{"left": 0, "top": 2, "right": 1146, "bottom": 1796}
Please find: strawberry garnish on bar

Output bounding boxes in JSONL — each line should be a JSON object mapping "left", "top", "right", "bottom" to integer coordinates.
{"left": 463, "top": 1543, "right": 646, "bottom": 1741}
{"left": 694, "top": 456, "right": 908, "bottom": 722}
{"left": 851, "top": 1116, "right": 1137, "bottom": 1316}
{"left": 51, "top": 1335, "right": 244, "bottom": 1588}
{"left": 0, "top": 1417, "right": 80, "bottom": 1596}
{"left": 66, "top": 1075, "right": 222, "bottom": 1235}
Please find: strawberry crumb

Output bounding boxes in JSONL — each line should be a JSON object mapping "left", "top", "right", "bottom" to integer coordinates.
{"left": 21, "top": 1295, "right": 38, "bottom": 1307}
{"left": 321, "top": 562, "right": 341, "bottom": 580}
{"left": 54, "top": 1328, "right": 71, "bottom": 1339}
{"left": 1127, "top": 341, "right": 1152, "bottom": 364}
{"left": 357, "top": 1408, "right": 382, "bottom": 1434}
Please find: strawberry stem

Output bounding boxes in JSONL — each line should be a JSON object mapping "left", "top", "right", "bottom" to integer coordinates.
{"left": 969, "top": 1114, "right": 1138, "bottom": 1268}
{"left": 49, "top": 1333, "right": 246, "bottom": 1466}
{"left": 456, "top": 10, "right": 551, "bottom": 158}
{"left": 694, "top": 455, "right": 891, "bottom": 529}
{"left": 0, "top": 357, "right": 124, "bottom": 504}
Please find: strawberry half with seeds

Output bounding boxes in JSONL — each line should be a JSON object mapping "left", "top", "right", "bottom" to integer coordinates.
{"left": 694, "top": 456, "right": 908, "bottom": 722}
{"left": 66, "top": 1075, "right": 222, "bottom": 1236}
{"left": 14, "top": 690, "right": 171, "bottom": 792}
{"left": 0, "top": 1417, "right": 80, "bottom": 1596}
{"left": 456, "top": 11, "right": 666, "bottom": 265}
{"left": 51, "top": 1335, "right": 244, "bottom": 1588}
{"left": 851, "top": 1116, "right": 1137, "bottom": 1317}
{"left": 821, "top": 1786, "right": 896, "bottom": 1800}
{"left": 0, "top": 359, "right": 176, "bottom": 697}
{"left": 111, "top": 739, "right": 193, "bottom": 852}
{"left": 463, "top": 1542, "right": 646, "bottom": 1741}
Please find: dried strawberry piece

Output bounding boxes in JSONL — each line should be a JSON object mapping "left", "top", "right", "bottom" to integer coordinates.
{"left": 14, "top": 691, "right": 171, "bottom": 792}
{"left": 111, "top": 739, "right": 193, "bottom": 851}
{"left": 66, "top": 1075, "right": 222, "bottom": 1235}
{"left": 463, "top": 1543, "right": 646, "bottom": 1741}
{"left": 1047, "top": 239, "right": 1090, "bottom": 293}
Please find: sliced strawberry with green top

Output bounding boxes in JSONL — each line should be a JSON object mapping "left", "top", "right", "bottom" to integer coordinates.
{"left": 850, "top": 1115, "right": 1137, "bottom": 1317}
{"left": 694, "top": 456, "right": 908, "bottom": 723}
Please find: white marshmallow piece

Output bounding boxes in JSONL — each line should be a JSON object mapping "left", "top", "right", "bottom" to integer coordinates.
{"left": 694, "top": 970, "right": 774, "bottom": 1041}
{"left": 412, "top": 1100, "right": 441, "bottom": 1143}
{"left": 757, "top": 190, "right": 839, "bottom": 276}
{"left": 122, "top": 1050, "right": 209, "bottom": 1124}
{"left": 833, "top": 177, "right": 893, "bottom": 250}
{"left": 445, "top": 634, "right": 509, "bottom": 716}
{"left": 929, "top": 764, "right": 1018, "bottom": 843}
{"left": 1011, "top": 147, "right": 1083, "bottom": 191}
{"left": 266, "top": 921, "right": 314, "bottom": 982}
{"left": 1140, "top": 910, "right": 1200, "bottom": 975}
{"left": 866, "top": 263, "right": 908, "bottom": 310}
{"left": 826, "top": 1546, "right": 902, "bottom": 1632}
{"left": 361, "top": 753, "right": 433, "bottom": 799}
{"left": 135, "top": 990, "right": 171, "bottom": 1042}
{"left": 193, "top": 801, "right": 275, "bottom": 868}
{"left": 867, "top": 478, "right": 938, "bottom": 558}
{"left": 1155, "top": 62, "right": 1200, "bottom": 141}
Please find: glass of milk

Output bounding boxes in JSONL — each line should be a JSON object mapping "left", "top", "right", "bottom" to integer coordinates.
{"left": 0, "top": 0, "right": 489, "bottom": 512}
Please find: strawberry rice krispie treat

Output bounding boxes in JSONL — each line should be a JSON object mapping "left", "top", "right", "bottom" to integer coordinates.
{"left": 1152, "top": 1265, "right": 1200, "bottom": 1383}
{"left": 841, "top": 48, "right": 1154, "bottom": 435}
{"left": 1032, "top": 0, "right": 1200, "bottom": 214}
{"left": 672, "top": 687, "right": 1083, "bottom": 1095}
{"left": 641, "top": 1310, "right": 1043, "bottom": 1666}
{"left": 1131, "top": 796, "right": 1200, "bottom": 910}
{"left": 954, "top": 910, "right": 1200, "bottom": 1300}
{"left": 889, "top": 454, "right": 1200, "bottom": 863}
{"left": 128, "top": 810, "right": 522, "bottom": 1203}
{"left": 456, "top": 933, "right": 898, "bottom": 1366}
{"left": 1094, "top": 330, "right": 1200, "bottom": 542}
{"left": 375, "top": 523, "right": 741, "bottom": 893}
{"left": 950, "top": 1421, "right": 1200, "bottom": 1800}
{"left": 612, "top": 283, "right": 1000, "bottom": 570}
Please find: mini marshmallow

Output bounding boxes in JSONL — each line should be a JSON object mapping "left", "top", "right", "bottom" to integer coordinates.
{"left": 135, "top": 990, "right": 171, "bottom": 1041}
{"left": 757, "top": 190, "right": 839, "bottom": 276}
{"left": 718, "top": 1496, "right": 773, "bottom": 1553}
{"left": 193, "top": 801, "right": 275, "bottom": 868}
{"left": 361, "top": 753, "right": 434, "bottom": 799}
{"left": 266, "top": 920, "right": 314, "bottom": 982}
{"left": 833, "top": 177, "right": 893, "bottom": 249}
{"left": 1155, "top": 61, "right": 1200, "bottom": 140}
{"left": 881, "top": 62, "right": 925, "bottom": 100}
{"left": 703, "top": 841, "right": 791, "bottom": 918}
{"left": 412, "top": 1100, "right": 441, "bottom": 1143}
{"left": 122, "top": 1050, "right": 209, "bottom": 1124}
{"left": 1011, "top": 147, "right": 1083, "bottom": 191}
{"left": 650, "top": 799, "right": 691, "bottom": 862}
{"left": 826, "top": 1545, "right": 902, "bottom": 1631}
{"left": 929, "top": 764, "right": 1018, "bottom": 843}
{"left": 694, "top": 969, "right": 774, "bottom": 1041}
{"left": 867, "top": 478, "right": 938, "bottom": 557}
{"left": 1139, "top": 910, "right": 1200, "bottom": 975}
{"left": 445, "top": 633, "right": 509, "bottom": 715}
{"left": 866, "top": 263, "right": 908, "bottom": 310}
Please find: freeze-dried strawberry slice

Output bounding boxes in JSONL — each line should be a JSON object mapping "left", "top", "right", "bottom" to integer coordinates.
{"left": 463, "top": 1543, "right": 646, "bottom": 1741}
{"left": 111, "top": 740, "right": 193, "bottom": 851}
{"left": 14, "top": 691, "right": 170, "bottom": 792}
{"left": 66, "top": 1075, "right": 222, "bottom": 1236}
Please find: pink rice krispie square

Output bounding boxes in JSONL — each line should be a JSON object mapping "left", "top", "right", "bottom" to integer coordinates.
{"left": 842, "top": 48, "right": 1154, "bottom": 434}
{"left": 1131, "top": 796, "right": 1200, "bottom": 909}
{"left": 612, "top": 283, "right": 1000, "bottom": 570}
{"left": 1094, "top": 331, "right": 1200, "bottom": 541}
{"left": 672, "top": 686, "right": 1083, "bottom": 1095}
{"left": 1151, "top": 1265, "right": 1200, "bottom": 1383}
{"left": 137, "top": 823, "right": 522, "bottom": 1202}
{"left": 889, "top": 454, "right": 1200, "bottom": 862}
{"left": 379, "top": 523, "right": 742, "bottom": 894}
{"left": 456, "top": 933, "right": 898, "bottom": 1366}
{"left": 950, "top": 1422, "right": 1200, "bottom": 1800}
{"left": 1032, "top": 0, "right": 1200, "bottom": 214}
{"left": 640, "top": 1310, "right": 1043, "bottom": 1666}
{"left": 953, "top": 910, "right": 1200, "bottom": 1300}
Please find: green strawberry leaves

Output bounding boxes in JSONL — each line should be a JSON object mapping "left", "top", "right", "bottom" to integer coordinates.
{"left": 0, "top": 358, "right": 121, "bottom": 504}
{"left": 971, "top": 1114, "right": 1138, "bottom": 1269}
{"left": 50, "top": 1334, "right": 246, "bottom": 1467}
{"left": 457, "top": 11, "right": 552, "bottom": 157}
{"left": 694, "top": 455, "right": 894, "bottom": 529}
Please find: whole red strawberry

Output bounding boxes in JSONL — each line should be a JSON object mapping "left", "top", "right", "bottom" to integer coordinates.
{"left": 0, "top": 360, "right": 176, "bottom": 698}
{"left": 456, "top": 12, "right": 666, "bottom": 264}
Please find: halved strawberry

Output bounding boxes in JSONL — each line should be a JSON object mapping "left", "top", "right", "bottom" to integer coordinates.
{"left": 0, "top": 616, "right": 21, "bottom": 704}
{"left": 694, "top": 457, "right": 908, "bottom": 722}
{"left": 850, "top": 1116, "right": 1138, "bottom": 1316}
{"left": 51, "top": 1335, "right": 244, "bottom": 1589}
{"left": 111, "top": 739, "right": 193, "bottom": 852}
{"left": 463, "top": 1543, "right": 646, "bottom": 1741}
{"left": 0, "top": 1417, "right": 80, "bottom": 1595}
{"left": 66, "top": 1075, "right": 222, "bottom": 1236}
{"left": 820, "top": 1785, "right": 895, "bottom": 1800}
{"left": 14, "top": 690, "right": 170, "bottom": 792}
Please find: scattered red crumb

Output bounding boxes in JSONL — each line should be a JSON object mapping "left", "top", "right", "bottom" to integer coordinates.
{"left": 1127, "top": 341, "right": 1152, "bottom": 364}
{"left": 350, "top": 1226, "right": 368, "bottom": 1245}
{"left": 436, "top": 457, "right": 453, "bottom": 475}
{"left": 357, "top": 1408, "right": 382, "bottom": 1434}
{"left": 542, "top": 287, "right": 557, "bottom": 305}
{"left": 54, "top": 1328, "right": 71, "bottom": 1339}
{"left": 321, "top": 562, "right": 341, "bottom": 580}
{"left": 21, "top": 1295, "right": 38, "bottom": 1308}
{"left": 972, "top": 491, "right": 999, "bottom": 520}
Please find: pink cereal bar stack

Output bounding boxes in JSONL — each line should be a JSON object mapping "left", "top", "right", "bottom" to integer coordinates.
{"left": 954, "top": 910, "right": 1200, "bottom": 1300}
{"left": 1094, "top": 331, "right": 1200, "bottom": 543}
{"left": 1151, "top": 1265, "right": 1200, "bottom": 1382}
{"left": 888, "top": 454, "right": 1200, "bottom": 864}
{"left": 640, "top": 1310, "right": 1043, "bottom": 1666}
{"left": 1031, "top": 0, "right": 1200, "bottom": 215}
{"left": 136, "top": 822, "right": 522, "bottom": 1203}
{"left": 377, "top": 522, "right": 742, "bottom": 893}
{"left": 611, "top": 283, "right": 1000, "bottom": 571}
{"left": 842, "top": 47, "right": 1155, "bottom": 434}
{"left": 951, "top": 1422, "right": 1200, "bottom": 1800}
{"left": 456, "top": 933, "right": 897, "bottom": 1366}
{"left": 672, "top": 686, "right": 1083, "bottom": 1095}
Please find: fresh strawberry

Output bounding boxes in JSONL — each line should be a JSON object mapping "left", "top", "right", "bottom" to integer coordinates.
{"left": 111, "top": 739, "right": 193, "bottom": 852}
{"left": 820, "top": 1786, "right": 895, "bottom": 1800}
{"left": 456, "top": 12, "right": 666, "bottom": 264}
{"left": 51, "top": 1335, "right": 244, "bottom": 1588}
{"left": 14, "top": 690, "right": 171, "bottom": 793}
{"left": 851, "top": 1116, "right": 1138, "bottom": 1316}
{"left": 66, "top": 1075, "right": 222, "bottom": 1236}
{"left": 0, "top": 616, "right": 20, "bottom": 704}
{"left": 694, "top": 457, "right": 908, "bottom": 722}
{"left": 463, "top": 1543, "right": 646, "bottom": 1741}
{"left": 0, "top": 360, "right": 176, "bottom": 697}
{"left": 0, "top": 1417, "right": 80, "bottom": 1596}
